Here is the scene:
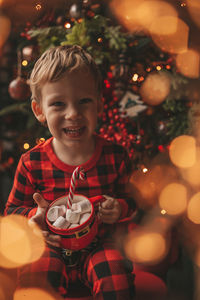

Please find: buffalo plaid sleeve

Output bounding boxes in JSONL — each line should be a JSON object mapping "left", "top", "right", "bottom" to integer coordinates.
{"left": 114, "top": 147, "right": 136, "bottom": 220}
{"left": 4, "top": 155, "right": 36, "bottom": 217}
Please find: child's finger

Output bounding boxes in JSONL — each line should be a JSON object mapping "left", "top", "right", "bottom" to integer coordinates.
{"left": 43, "top": 231, "right": 61, "bottom": 247}
{"left": 33, "top": 192, "right": 49, "bottom": 208}
{"left": 99, "top": 207, "right": 114, "bottom": 215}
{"left": 101, "top": 198, "right": 114, "bottom": 209}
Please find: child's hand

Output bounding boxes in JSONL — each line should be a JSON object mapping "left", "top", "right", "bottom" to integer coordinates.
{"left": 29, "top": 193, "right": 61, "bottom": 247}
{"left": 98, "top": 195, "right": 121, "bottom": 224}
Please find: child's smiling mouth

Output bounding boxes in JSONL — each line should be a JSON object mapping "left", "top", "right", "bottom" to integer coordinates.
{"left": 63, "top": 126, "right": 86, "bottom": 137}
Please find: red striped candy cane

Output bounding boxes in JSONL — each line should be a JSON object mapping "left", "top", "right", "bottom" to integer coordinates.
{"left": 67, "top": 166, "right": 85, "bottom": 209}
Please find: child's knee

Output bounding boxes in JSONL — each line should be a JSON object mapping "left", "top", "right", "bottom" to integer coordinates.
{"left": 86, "top": 247, "right": 133, "bottom": 280}
{"left": 85, "top": 248, "right": 135, "bottom": 299}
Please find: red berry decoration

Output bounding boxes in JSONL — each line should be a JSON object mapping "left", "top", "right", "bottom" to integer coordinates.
{"left": 8, "top": 77, "right": 31, "bottom": 101}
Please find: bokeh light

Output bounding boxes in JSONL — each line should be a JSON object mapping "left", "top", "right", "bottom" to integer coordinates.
{"left": 150, "top": 15, "right": 178, "bottom": 36}
{"left": 110, "top": 0, "right": 146, "bottom": 33}
{"left": 187, "top": 192, "right": 200, "bottom": 224}
{"left": 186, "top": 0, "right": 200, "bottom": 28}
{"left": 0, "top": 214, "right": 45, "bottom": 268}
{"left": 14, "top": 288, "right": 58, "bottom": 300}
{"left": 110, "top": 0, "right": 177, "bottom": 34}
{"left": 151, "top": 17, "right": 189, "bottom": 54}
{"left": 169, "top": 135, "right": 196, "bottom": 168}
{"left": 140, "top": 72, "right": 171, "bottom": 106}
{"left": 0, "top": 15, "right": 11, "bottom": 50}
{"left": 130, "top": 164, "right": 178, "bottom": 210}
{"left": 176, "top": 49, "right": 200, "bottom": 79}
{"left": 124, "top": 230, "right": 167, "bottom": 264}
{"left": 180, "top": 147, "right": 200, "bottom": 187}
{"left": 159, "top": 183, "right": 187, "bottom": 215}
{"left": 131, "top": 1, "right": 177, "bottom": 33}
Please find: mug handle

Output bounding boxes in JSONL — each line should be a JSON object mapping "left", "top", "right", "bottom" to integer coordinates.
{"left": 89, "top": 195, "right": 106, "bottom": 207}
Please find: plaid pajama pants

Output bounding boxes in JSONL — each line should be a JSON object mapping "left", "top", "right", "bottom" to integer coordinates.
{"left": 18, "top": 240, "right": 135, "bottom": 300}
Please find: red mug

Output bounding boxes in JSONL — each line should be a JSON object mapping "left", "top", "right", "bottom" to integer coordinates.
{"left": 46, "top": 194, "right": 103, "bottom": 250}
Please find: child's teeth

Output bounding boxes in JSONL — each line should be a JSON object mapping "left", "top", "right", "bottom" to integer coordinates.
{"left": 67, "top": 128, "right": 80, "bottom": 132}
{"left": 65, "top": 128, "right": 83, "bottom": 133}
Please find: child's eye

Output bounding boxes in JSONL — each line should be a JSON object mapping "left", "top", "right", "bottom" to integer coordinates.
{"left": 79, "top": 98, "right": 93, "bottom": 104}
{"left": 51, "top": 101, "right": 64, "bottom": 107}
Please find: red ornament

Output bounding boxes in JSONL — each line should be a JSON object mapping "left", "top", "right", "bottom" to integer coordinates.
{"left": 8, "top": 77, "right": 31, "bottom": 101}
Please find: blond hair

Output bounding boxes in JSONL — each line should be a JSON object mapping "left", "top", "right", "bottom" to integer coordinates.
{"left": 29, "top": 45, "right": 102, "bottom": 102}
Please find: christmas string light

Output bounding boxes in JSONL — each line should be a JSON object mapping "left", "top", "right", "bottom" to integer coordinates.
{"left": 165, "top": 65, "right": 171, "bottom": 70}
{"left": 21, "top": 60, "right": 28, "bottom": 67}
{"left": 35, "top": 3, "right": 42, "bottom": 11}
{"left": 156, "top": 65, "right": 162, "bottom": 71}
{"left": 64, "top": 22, "right": 71, "bottom": 29}
{"left": 180, "top": 2, "right": 186, "bottom": 7}
{"left": 23, "top": 143, "right": 30, "bottom": 150}
{"left": 132, "top": 74, "right": 139, "bottom": 82}
{"left": 36, "top": 138, "right": 45, "bottom": 144}
{"left": 142, "top": 167, "right": 148, "bottom": 173}
{"left": 138, "top": 76, "right": 144, "bottom": 82}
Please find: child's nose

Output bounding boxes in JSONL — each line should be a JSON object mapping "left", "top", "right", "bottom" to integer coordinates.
{"left": 65, "top": 105, "right": 80, "bottom": 120}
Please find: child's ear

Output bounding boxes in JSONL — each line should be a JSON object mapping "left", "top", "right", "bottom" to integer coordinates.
{"left": 31, "top": 99, "right": 46, "bottom": 123}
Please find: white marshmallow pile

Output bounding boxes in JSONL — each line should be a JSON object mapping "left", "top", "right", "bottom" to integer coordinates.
{"left": 47, "top": 199, "right": 92, "bottom": 229}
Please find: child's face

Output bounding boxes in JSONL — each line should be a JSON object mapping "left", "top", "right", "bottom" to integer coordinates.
{"left": 32, "top": 69, "right": 102, "bottom": 150}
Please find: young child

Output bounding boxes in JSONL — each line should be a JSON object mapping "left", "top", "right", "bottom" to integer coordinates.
{"left": 5, "top": 45, "right": 136, "bottom": 299}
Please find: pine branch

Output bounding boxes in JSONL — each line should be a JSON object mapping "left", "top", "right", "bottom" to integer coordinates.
{"left": 0, "top": 102, "right": 30, "bottom": 116}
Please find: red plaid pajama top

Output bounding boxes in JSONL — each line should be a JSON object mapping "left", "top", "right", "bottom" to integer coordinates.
{"left": 5, "top": 135, "right": 135, "bottom": 232}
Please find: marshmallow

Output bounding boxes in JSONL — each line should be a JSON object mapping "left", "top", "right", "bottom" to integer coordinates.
{"left": 60, "top": 204, "right": 67, "bottom": 215}
{"left": 71, "top": 203, "right": 82, "bottom": 213}
{"left": 66, "top": 208, "right": 81, "bottom": 224}
{"left": 47, "top": 205, "right": 66, "bottom": 222}
{"left": 79, "top": 213, "right": 91, "bottom": 224}
{"left": 52, "top": 216, "right": 70, "bottom": 229}
{"left": 73, "top": 200, "right": 91, "bottom": 214}
{"left": 68, "top": 223, "right": 79, "bottom": 229}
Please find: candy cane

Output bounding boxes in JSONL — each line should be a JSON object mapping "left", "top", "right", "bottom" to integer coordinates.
{"left": 67, "top": 166, "right": 85, "bottom": 209}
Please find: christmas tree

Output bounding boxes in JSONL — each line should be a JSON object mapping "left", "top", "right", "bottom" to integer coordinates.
{"left": 0, "top": 0, "right": 196, "bottom": 181}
